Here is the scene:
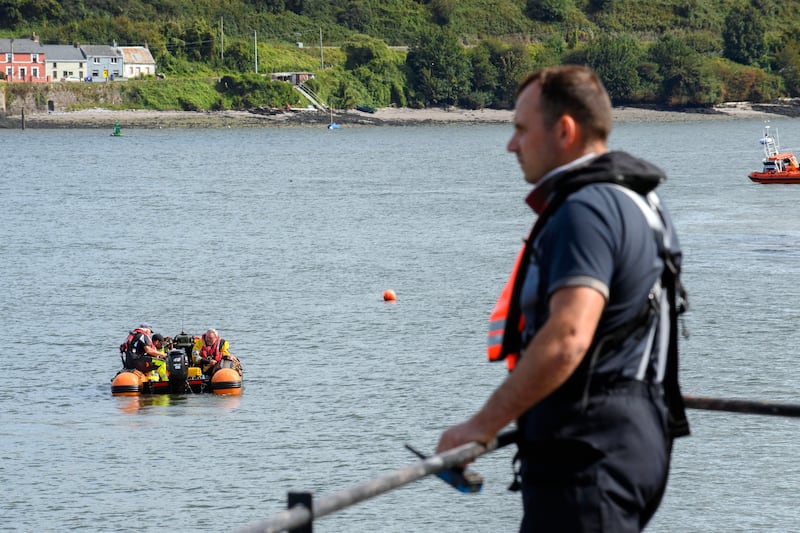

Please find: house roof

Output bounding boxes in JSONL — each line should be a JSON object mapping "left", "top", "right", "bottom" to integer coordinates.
{"left": 42, "top": 44, "right": 86, "bottom": 61}
{"left": 81, "top": 45, "right": 122, "bottom": 58}
{"left": 0, "top": 38, "right": 46, "bottom": 54}
{"left": 119, "top": 46, "right": 155, "bottom": 65}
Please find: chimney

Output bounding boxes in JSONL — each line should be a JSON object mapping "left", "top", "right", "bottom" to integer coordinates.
{"left": 31, "top": 32, "right": 39, "bottom": 42}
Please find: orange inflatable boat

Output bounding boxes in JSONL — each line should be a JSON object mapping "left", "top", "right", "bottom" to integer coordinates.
{"left": 111, "top": 332, "right": 243, "bottom": 396}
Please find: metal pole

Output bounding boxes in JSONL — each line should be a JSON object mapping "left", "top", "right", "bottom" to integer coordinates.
{"left": 319, "top": 28, "right": 323, "bottom": 70}
{"left": 684, "top": 395, "right": 800, "bottom": 417}
{"left": 232, "top": 432, "right": 513, "bottom": 533}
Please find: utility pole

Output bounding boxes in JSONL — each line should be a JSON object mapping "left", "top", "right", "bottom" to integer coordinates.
{"left": 9, "top": 38, "right": 13, "bottom": 82}
{"left": 254, "top": 31, "right": 258, "bottom": 73}
{"left": 319, "top": 28, "right": 323, "bottom": 70}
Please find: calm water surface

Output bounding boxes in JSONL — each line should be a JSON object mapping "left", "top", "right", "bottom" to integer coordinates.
{"left": 2, "top": 117, "right": 800, "bottom": 532}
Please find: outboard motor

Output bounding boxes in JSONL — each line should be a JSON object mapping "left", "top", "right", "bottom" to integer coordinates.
{"left": 167, "top": 348, "right": 189, "bottom": 393}
{"left": 172, "top": 332, "right": 194, "bottom": 361}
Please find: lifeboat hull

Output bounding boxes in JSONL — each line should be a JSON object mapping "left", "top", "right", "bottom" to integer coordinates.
{"left": 111, "top": 369, "right": 227, "bottom": 395}
{"left": 748, "top": 171, "right": 800, "bottom": 184}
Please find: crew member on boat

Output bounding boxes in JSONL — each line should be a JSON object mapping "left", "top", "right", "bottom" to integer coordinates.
{"left": 120, "top": 324, "right": 168, "bottom": 381}
{"left": 152, "top": 333, "right": 167, "bottom": 353}
{"left": 192, "top": 328, "right": 230, "bottom": 376}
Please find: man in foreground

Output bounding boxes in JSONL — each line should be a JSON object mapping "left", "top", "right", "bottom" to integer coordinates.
{"left": 436, "top": 65, "right": 689, "bottom": 532}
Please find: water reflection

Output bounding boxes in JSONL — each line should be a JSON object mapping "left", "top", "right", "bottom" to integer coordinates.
{"left": 114, "top": 394, "right": 171, "bottom": 414}
{"left": 114, "top": 393, "right": 241, "bottom": 415}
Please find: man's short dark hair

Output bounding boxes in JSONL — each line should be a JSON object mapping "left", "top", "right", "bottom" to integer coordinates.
{"left": 517, "top": 65, "right": 612, "bottom": 143}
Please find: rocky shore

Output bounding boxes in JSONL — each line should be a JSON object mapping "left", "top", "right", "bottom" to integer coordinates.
{"left": 1, "top": 100, "right": 797, "bottom": 129}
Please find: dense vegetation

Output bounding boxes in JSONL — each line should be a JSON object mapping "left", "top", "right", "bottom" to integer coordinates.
{"left": 3, "top": 0, "right": 800, "bottom": 110}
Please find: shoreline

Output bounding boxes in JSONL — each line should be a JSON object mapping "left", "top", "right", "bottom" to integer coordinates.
{"left": 0, "top": 101, "right": 796, "bottom": 129}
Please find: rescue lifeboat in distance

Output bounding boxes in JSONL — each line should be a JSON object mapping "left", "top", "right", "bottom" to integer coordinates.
{"left": 748, "top": 124, "right": 800, "bottom": 184}
{"left": 111, "top": 332, "right": 243, "bottom": 396}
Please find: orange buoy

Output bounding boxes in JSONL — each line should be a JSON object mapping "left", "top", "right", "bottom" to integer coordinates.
{"left": 211, "top": 367, "right": 243, "bottom": 395}
{"left": 111, "top": 371, "right": 142, "bottom": 396}
{"left": 383, "top": 289, "right": 397, "bottom": 301}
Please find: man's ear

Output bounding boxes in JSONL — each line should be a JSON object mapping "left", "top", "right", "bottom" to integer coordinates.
{"left": 555, "top": 114, "right": 579, "bottom": 149}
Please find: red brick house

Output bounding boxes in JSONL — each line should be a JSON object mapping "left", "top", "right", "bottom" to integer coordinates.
{"left": 0, "top": 35, "right": 49, "bottom": 82}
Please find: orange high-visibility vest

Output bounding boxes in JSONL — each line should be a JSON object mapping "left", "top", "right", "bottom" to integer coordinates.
{"left": 487, "top": 243, "right": 528, "bottom": 371}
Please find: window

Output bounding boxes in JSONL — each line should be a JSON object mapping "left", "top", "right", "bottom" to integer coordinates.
{"left": 92, "top": 70, "right": 99, "bottom": 77}
{"left": 32, "top": 67, "right": 39, "bottom": 78}
{"left": 111, "top": 57, "right": 118, "bottom": 64}
{"left": 5, "top": 67, "right": 11, "bottom": 78}
{"left": 5, "top": 53, "right": 10, "bottom": 62}
{"left": 93, "top": 57, "right": 100, "bottom": 64}
{"left": 31, "top": 54, "right": 38, "bottom": 63}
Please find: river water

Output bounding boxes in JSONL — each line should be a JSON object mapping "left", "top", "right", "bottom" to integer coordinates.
{"left": 2, "top": 117, "right": 800, "bottom": 532}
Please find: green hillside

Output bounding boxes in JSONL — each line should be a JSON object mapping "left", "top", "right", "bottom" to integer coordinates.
{"left": 2, "top": 0, "right": 799, "bottom": 110}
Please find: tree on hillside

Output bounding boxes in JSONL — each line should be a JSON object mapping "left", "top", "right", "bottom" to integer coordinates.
{"left": 585, "top": 34, "right": 642, "bottom": 103}
{"left": 464, "top": 39, "right": 532, "bottom": 109}
{"left": 329, "top": 78, "right": 360, "bottom": 108}
{"left": 494, "top": 43, "right": 534, "bottom": 108}
{"left": 466, "top": 42, "right": 499, "bottom": 108}
{"left": 342, "top": 33, "right": 387, "bottom": 69}
{"left": 587, "top": 0, "right": 615, "bottom": 12}
{"left": 648, "top": 34, "right": 721, "bottom": 105}
{"left": 337, "top": 0, "right": 374, "bottom": 33}
{"left": 224, "top": 39, "right": 255, "bottom": 73}
{"left": 775, "top": 39, "right": 800, "bottom": 96}
{"left": 284, "top": 0, "right": 336, "bottom": 18}
{"left": 342, "top": 34, "right": 406, "bottom": 106}
{"left": 429, "top": 0, "right": 457, "bottom": 25}
{"left": 722, "top": 4, "right": 766, "bottom": 65}
{"left": 525, "top": 0, "right": 573, "bottom": 22}
{"left": 405, "top": 28, "right": 471, "bottom": 107}
{"left": 0, "top": 0, "right": 63, "bottom": 26}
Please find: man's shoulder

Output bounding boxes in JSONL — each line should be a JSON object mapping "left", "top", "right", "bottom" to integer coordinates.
{"left": 555, "top": 183, "right": 623, "bottom": 220}
{"left": 564, "top": 182, "right": 657, "bottom": 219}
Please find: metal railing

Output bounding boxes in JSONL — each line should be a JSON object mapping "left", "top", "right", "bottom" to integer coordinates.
{"left": 294, "top": 83, "right": 327, "bottom": 111}
{"left": 232, "top": 395, "right": 800, "bottom": 533}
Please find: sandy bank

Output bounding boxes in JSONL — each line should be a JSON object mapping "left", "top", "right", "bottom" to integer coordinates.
{"left": 0, "top": 101, "right": 795, "bottom": 130}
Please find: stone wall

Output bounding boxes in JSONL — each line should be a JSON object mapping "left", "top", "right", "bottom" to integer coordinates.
{"left": 1, "top": 82, "right": 124, "bottom": 115}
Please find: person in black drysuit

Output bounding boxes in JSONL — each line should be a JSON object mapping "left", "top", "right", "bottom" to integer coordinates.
{"left": 436, "top": 65, "right": 689, "bottom": 532}
{"left": 120, "top": 324, "right": 168, "bottom": 380}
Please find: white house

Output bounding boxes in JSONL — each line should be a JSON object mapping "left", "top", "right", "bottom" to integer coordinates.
{"left": 118, "top": 46, "right": 156, "bottom": 79}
